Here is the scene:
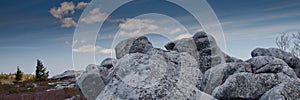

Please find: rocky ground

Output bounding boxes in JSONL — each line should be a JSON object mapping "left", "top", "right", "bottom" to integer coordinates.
{"left": 78, "top": 31, "right": 300, "bottom": 100}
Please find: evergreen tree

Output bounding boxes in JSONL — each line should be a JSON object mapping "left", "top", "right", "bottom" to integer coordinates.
{"left": 15, "top": 66, "right": 23, "bottom": 82}
{"left": 35, "top": 59, "right": 49, "bottom": 81}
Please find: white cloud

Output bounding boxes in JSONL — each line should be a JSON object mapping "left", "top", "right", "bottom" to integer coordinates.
{"left": 75, "top": 2, "right": 89, "bottom": 9}
{"left": 175, "top": 33, "right": 192, "bottom": 40}
{"left": 49, "top": 2, "right": 75, "bottom": 19}
{"left": 98, "top": 48, "right": 114, "bottom": 54}
{"left": 116, "top": 19, "right": 160, "bottom": 37}
{"left": 61, "top": 17, "right": 76, "bottom": 28}
{"left": 80, "top": 8, "right": 108, "bottom": 24}
{"left": 170, "top": 28, "right": 182, "bottom": 34}
{"left": 119, "top": 19, "right": 158, "bottom": 31}
{"left": 73, "top": 45, "right": 113, "bottom": 54}
{"left": 49, "top": 1, "right": 89, "bottom": 28}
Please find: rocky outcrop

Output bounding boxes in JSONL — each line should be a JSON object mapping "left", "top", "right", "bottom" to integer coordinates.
{"left": 97, "top": 34, "right": 215, "bottom": 99}
{"left": 209, "top": 56, "right": 299, "bottom": 99}
{"left": 251, "top": 48, "right": 300, "bottom": 78}
{"left": 97, "top": 51, "right": 213, "bottom": 99}
{"left": 212, "top": 72, "right": 293, "bottom": 100}
{"left": 51, "top": 70, "right": 83, "bottom": 80}
{"left": 165, "top": 32, "right": 241, "bottom": 73}
{"left": 200, "top": 62, "right": 252, "bottom": 94}
{"left": 246, "top": 56, "right": 298, "bottom": 78}
{"left": 75, "top": 31, "right": 300, "bottom": 100}
{"left": 260, "top": 79, "right": 300, "bottom": 100}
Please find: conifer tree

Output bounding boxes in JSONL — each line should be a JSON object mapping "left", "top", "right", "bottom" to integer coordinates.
{"left": 35, "top": 59, "right": 49, "bottom": 81}
{"left": 15, "top": 66, "right": 23, "bottom": 82}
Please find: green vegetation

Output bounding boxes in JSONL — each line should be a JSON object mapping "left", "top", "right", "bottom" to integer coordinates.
{"left": 15, "top": 66, "right": 23, "bottom": 83}
{"left": 35, "top": 59, "right": 49, "bottom": 81}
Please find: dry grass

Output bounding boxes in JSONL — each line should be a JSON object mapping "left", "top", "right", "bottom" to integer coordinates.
{"left": 0, "top": 74, "right": 35, "bottom": 84}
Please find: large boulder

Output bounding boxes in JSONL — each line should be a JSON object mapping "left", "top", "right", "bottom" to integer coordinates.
{"left": 251, "top": 48, "right": 300, "bottom": 78}
{"left": 200, "top": 62, "right": 252, "bottom": 94}
{"left": 212, "top": 72, "right": 293, "bottom": 100}
{"left": 77, "top": 64, "right": 107, "bottom": 100}
{"left": 165, "top": 32, "right": 241, "bottom": 73}
{"left": 129, "top": 36, "right": 153, "bottom": 54}
{"left": 171, "top": 38, "right": 200, "bottom": 63}
{"left": 51, "top": 70, "right": 83, "bottom": 80}
{"left": 115, "top": 36, "right": 153, "bottom": 59}
{"left": 260, "top": 79, "right": 300, "bottom": 100}
{"left": 115, "top": 38, "right": 135, "bottom": 59}
{"left": 96, "top": 48, "right": 212, "bottom": 99}
{"left": 246, "top": 56, "right": 298, "bottom": 78}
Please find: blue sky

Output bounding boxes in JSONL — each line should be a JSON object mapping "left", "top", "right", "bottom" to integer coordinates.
{"left": 0, "top": 0, "right": 299, "bottom": 76}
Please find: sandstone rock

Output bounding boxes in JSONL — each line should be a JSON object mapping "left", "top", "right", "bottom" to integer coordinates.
{"left": 260, "top": 79, "right": 300, "bottom": 100}
{"left": 251, "top": 48, "right": 300, "bottom": 78}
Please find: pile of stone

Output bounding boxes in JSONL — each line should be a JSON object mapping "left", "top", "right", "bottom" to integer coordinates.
{"left": 77, "top": 32, "right": 300, "bottom": 100}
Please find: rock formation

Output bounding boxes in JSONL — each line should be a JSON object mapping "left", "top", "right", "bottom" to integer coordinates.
{"left": 76, "top": 31, "right": 300, "bottom": 100}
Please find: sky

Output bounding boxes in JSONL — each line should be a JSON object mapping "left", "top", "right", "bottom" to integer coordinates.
{"left": 0, "top": 0, "right": 299, "bottom": 76}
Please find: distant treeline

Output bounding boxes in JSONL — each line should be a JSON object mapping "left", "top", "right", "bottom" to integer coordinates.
{"left": 0, "top": 59, "right": 49, "bottom": 84}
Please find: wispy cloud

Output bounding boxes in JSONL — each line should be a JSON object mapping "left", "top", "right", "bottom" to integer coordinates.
{"left": 61, "top": 17, "right": 76, "bottom": 28}
{"left": 49, "top": 2, "right": 75, "bottom": 19}
{"left": 221, "top": 10, "right": 300, "bottom": 28}
{"left": 49, "top": 1, "right": 89, "bottom": 28}
{"left": 224, "top": 21, "right": 300, "bottom": 40}
{"left": 175, "top": 33, "right": 192, "bottom": 40}
{"left": 170, "top": 28, "right": 182, "bottom": 35}
{"left": 80, "top": 8, "right": 108, "bottom": 24}
{"left": 75, "top": 2, "right": 89, "bottom": 10}
{"left": 73, "top": 45, "right": 113, "bottom": 54}
{"left": 263, "top": 1, "right": 300, "bottom": 11}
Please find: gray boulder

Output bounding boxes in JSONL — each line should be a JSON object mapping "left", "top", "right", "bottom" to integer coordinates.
{"left": 129, "top": 36, "right": 153, "bottom": 54}
{"left": 165, "top": 32, "right": 241, "bottom": 73}
{"left": 51, "top": 70, "right": 83, "bottom": 80}
{"left": 172, "top": 38, "right": 200, "bottom": 62}
{"left": 100, "top": 58, "right": 115, "bottom": 69}
{"left": 77, "top": 64, "right": 106, "bottom": 100}
{"left": 212, "top": 72, "right": 293, "bottom": 100}
{"left": 200, "top": 62, "right": 252, "bottom": 94}
{"left": 96, "top": 49, "right": 211, "bottom": 99}
{"left": 251, "top": 48, "right": 300, "bottom": 78}
{"left": 246, "top": 56, "right": 298, "bottom": 78}
{"left": 192, "top": 31, "right": 218, "bottom": 52}
{"left": 115, "top": 38, "right": 135, "bottom": 59}
{"left": 260, "top": 79, "right": 300, "bottom": 100}
{"left": 115, "top": 36, "right": 153, "bottom": 59}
